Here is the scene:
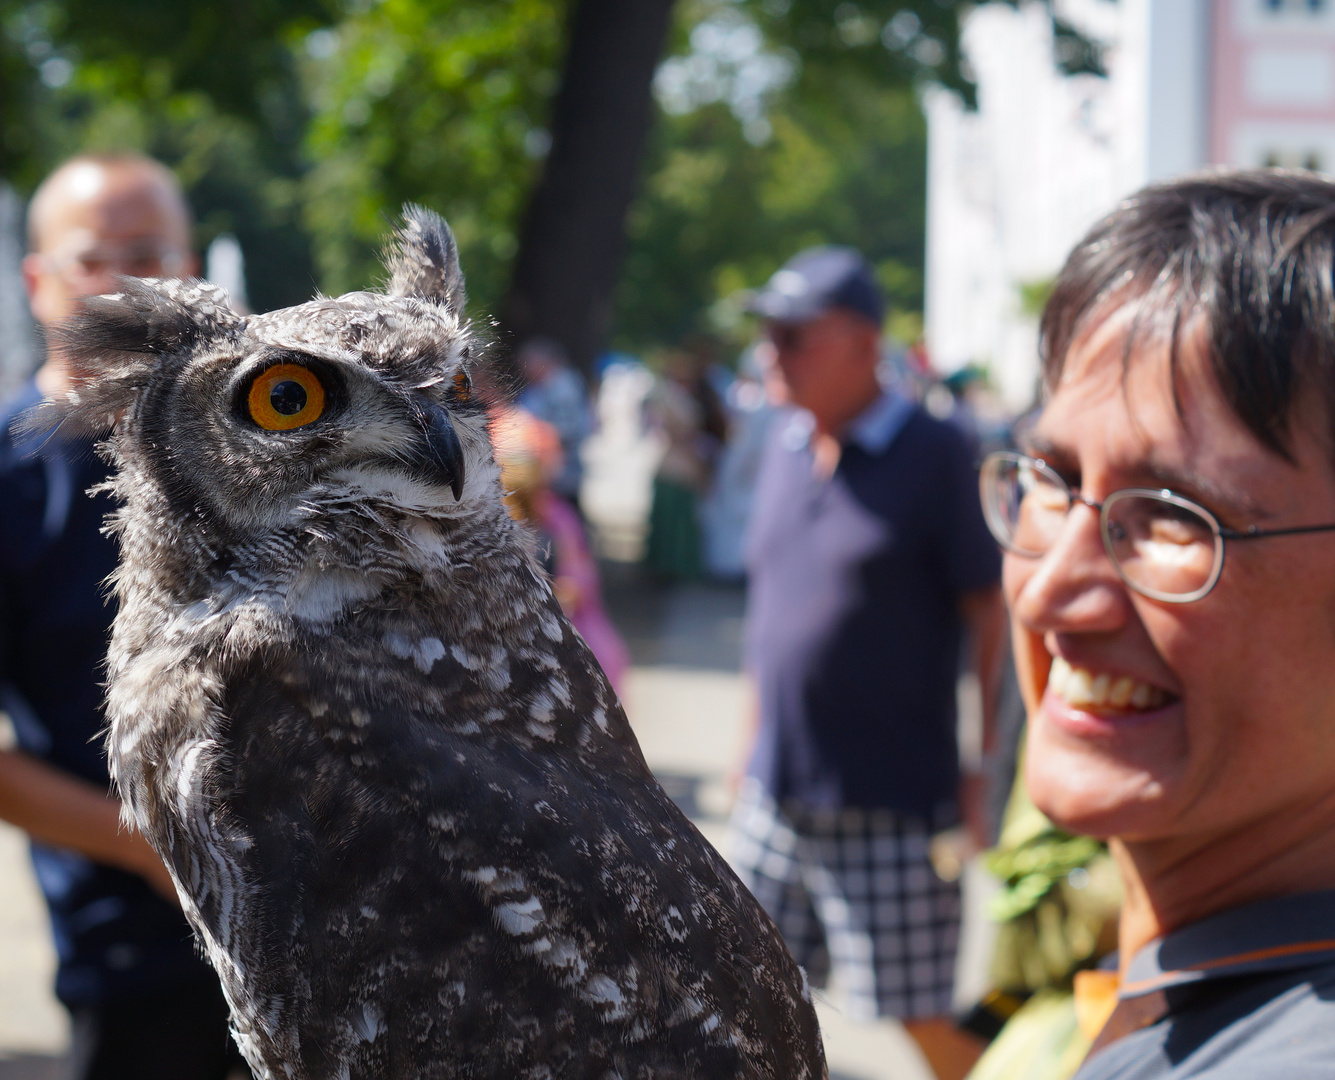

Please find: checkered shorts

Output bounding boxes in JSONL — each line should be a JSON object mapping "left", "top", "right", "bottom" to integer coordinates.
{"left": 726, "top": 779, "right": 961, "bottom": 1022}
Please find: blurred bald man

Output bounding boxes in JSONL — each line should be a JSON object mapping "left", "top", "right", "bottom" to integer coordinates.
{"left": 1, "top": 154, "right": 250, "bottom": 1079}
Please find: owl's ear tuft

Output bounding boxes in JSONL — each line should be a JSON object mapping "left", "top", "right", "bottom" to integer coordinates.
{"left": 57, "top": 279, "right": 202, "bottom": 358}
{"left": 46, "top": 279, "right": 203, "bottom": 431}
{"left": 386, "top": 205, "right": 466, "bottom": 316}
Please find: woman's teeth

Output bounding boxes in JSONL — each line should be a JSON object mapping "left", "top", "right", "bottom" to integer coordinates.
{"left": 1047, "top": 656, "right": 1168, "bottom": 711}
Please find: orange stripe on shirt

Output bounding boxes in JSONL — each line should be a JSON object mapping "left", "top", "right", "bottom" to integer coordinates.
{"left": 1119, "top": 939, "right": 1335, "bottom": 997}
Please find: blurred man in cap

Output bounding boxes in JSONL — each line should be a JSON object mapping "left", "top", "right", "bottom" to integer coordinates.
{"left": 728, "top": 246, "right": 1006, "bottom": 1080}
{"left": 0, "top": 153, "right": 249, "bottom": 1078}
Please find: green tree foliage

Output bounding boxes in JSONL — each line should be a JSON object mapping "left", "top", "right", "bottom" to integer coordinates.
{"left": 0, "top": 0, "right": 332, "bottom": 309}
{"left": 620, "top": 0, "right": 1102, "bottom": 353}
{"left": 299, "top": 0, "right": 564, "bottom": 309}
{"left": 2, "top": 0, "right": 1097, "bottom": 350}
{"left": 618, "top": 0, "right": 937, "bottom": 350}
{"left": 618, "top": 89, "right": 927, "bottom": 350}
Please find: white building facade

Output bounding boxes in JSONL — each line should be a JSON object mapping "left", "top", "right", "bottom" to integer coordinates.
{"left": 924, "top": 0, "right": 1335, "bottom": 411}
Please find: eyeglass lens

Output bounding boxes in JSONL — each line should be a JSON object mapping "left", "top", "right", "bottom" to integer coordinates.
{"left": 983, "top": 455, "right": 1220, "bottom": 598}
{"left": 54, "top": 245, "right": 184, "bottom": 283}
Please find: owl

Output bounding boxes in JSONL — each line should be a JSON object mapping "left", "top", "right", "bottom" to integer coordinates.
{"left": 53, "top": 207, "right": 826, "bottom": 1080}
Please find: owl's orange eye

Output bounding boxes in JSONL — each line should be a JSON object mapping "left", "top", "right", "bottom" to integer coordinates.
{"left": 452, "top": 369, "right": 471, "bottom": 402}
{"left": 247, "top": 364, "right": 326, "bottom": 431}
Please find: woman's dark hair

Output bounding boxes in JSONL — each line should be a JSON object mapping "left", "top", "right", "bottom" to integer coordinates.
{"left": 1040, "top": 169, "right": 1335, "bottom": 460}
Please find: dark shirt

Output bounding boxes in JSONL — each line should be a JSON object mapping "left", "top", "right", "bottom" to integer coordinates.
{"left": 1077, "top": 890, "right": 1335, "bottom": 1079}
{"left": 744, "top": 395, "right": 1001, "bottom": 818}
{"left": 0, "top": 381, "right": 212, "bottom": 1006}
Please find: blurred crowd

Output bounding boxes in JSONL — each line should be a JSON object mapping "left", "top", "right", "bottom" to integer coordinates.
{"left": 527, "top": 327, "right": 1014, "bottom": 588}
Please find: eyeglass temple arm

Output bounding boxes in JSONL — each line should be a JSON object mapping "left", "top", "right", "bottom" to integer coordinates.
{"left": 1221, "top": 522, "right": 1335, "bottom": 540}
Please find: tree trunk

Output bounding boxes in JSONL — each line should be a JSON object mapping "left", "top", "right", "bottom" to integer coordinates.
{"left": 503, "top": 0, "right": 676, "bottom": 378}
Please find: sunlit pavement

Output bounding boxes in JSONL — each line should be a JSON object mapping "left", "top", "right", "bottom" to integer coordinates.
{"left": 0, "top": 570, "right": 994, "bottom": 1080}
{"left": 0, "top": 811, "right": 67, "bottom": 1077}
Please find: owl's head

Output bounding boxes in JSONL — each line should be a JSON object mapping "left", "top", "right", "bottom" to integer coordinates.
{"left": 53, "top": 206, "right": 498, "bottom": 549}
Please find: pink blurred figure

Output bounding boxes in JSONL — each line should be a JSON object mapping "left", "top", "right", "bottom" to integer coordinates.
{"left": 492, "top": 407, "right": 630, "bottom": 696}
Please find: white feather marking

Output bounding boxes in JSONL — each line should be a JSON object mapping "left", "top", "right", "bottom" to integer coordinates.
{"left": 663, "top": 905, "right": 688, "bottom": 942}
{"left": 528, "top": 692, "right": 554, "bottom": 723}
{"left": 542, "top": 935, "right": 589, "bottom": 981}
{"left": 349, "top": 1001, "right": 384, "bottom": 1043}
{"left": 284, "top": 568, "right": 379, "bottom": 623}
{"left": 671, "top": 995, "right": 705, "bottom": 1022}
{"left": 484, "top": 647, "right": 511, "bottom": 692}
{"left": 581, "top": 975, "right": 627, "bottom": 1018}
{"left": 327, "top": 467, "right": 464, "bottom": 513}
{"left": 413, "top": 637, "right": 446, "bottom": 673}
{"left": 526, "top": 720, "right": 556, "bottom": 742}
{"left": 388, "top": 631, "right": 445, "bottom": 672}
{"left": 496, "top": 895, "right": 545, "bottom": 936}
{"left": 407, "top": 517, "right": 447, "bottom": 560}
{"left": 176, "top": 744, "right": 205, "bottom": 802}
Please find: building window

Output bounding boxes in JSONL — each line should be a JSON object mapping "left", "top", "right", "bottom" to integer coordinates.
{"left": 1261, "top": 149, "right": 1325, "bottom": 171}
{"left": 1263, "top": 0, "right": 1326, "bottom": 13}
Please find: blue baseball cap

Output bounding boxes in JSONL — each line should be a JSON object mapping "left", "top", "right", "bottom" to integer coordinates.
{"left": 745, "top": 246, "right": 884, "bottom": 326}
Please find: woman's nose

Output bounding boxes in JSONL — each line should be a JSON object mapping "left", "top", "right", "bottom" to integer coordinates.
{"left": 1007, "top": 501, "right": 1132, "bottom": 635}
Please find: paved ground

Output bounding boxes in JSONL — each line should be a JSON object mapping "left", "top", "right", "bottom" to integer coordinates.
{"left": 0, "top": 569, "right": 994, "bottom": 1079}
{"left": 0, "top": 708, "right": 69, "bottom": 1078}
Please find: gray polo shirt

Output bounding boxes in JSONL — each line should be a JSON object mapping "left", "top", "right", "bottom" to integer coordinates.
{"left": 1076, "top": 890, "right": 1335, "bottom": 1078}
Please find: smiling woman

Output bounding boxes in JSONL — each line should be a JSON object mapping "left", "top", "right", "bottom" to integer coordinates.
{"left": 995, "top": 171, "right": 1335, "bottom": 1080}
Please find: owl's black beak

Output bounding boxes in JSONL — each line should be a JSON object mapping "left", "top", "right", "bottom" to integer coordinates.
{"left": 409, "top": 402, "right": 465, "bottom": 500}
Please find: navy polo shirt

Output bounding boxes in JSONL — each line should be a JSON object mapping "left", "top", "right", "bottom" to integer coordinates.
{"left": 1077, "top": 890, "right": 1335, "bottom": 1078}
{"left": 0, "top": 382, "right": 213, "bottom": 1006}
{"left": 744, "top": 392, "right": 1001, "bottom": 818}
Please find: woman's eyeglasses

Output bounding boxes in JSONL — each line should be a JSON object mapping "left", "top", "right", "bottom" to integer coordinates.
{"left": 979, "top": 450, "right": 1335, "bottom": 602}
{"left": 42, "top": 241, "right": 187, "bottom": 286}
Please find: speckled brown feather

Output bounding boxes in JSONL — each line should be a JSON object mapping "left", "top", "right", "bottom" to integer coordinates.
{"left": 62, "top": 208, "right": 827, "bottom": 1080}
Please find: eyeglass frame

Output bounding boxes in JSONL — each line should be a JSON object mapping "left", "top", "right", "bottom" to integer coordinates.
{"left": 980, "top": 450, "right": 1335, "bottom": 603}
{"left": 39, "top": 241, "right": 188, "bottom": 284}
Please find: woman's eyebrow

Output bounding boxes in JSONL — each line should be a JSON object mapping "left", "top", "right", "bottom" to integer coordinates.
{"left": 1019, "top": 433, "right": 1073, "bottom": 470}
{"left": 1018, "top": 435, "right": 1271, "bottom": 521}
{"left": 1141, "top": 455, "right": 1273, "bottom": 522}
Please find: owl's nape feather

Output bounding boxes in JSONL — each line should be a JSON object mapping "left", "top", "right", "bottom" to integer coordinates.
{"left": 85, "top": 204, "right": 827, "bottom": 1080}
{"left": 387, "top": 204, "right": 466, "bottom": 315}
